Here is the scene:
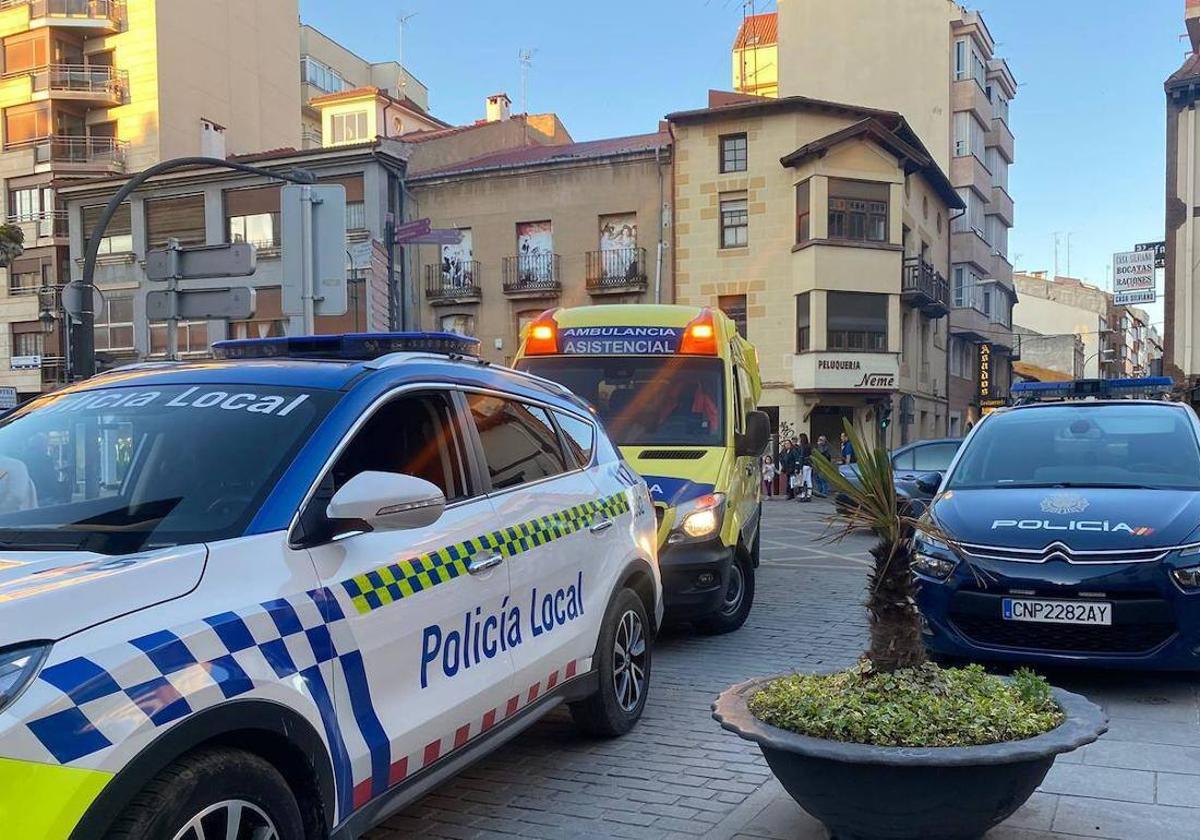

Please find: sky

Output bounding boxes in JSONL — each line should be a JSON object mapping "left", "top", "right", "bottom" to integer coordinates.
{"left": 298, "top": 0, "right": 1190, "bottom": 328}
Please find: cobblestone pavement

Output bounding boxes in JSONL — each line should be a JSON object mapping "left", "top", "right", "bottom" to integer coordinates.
{"left": 371, "top": 498, "right": 1200, "bottom": 840}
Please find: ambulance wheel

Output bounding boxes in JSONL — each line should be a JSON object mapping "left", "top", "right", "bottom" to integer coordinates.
{"left": 696, "top": 549, "right": 755, "bottom": 635}
{"left": 107, "top": 747, "right": 306, "bottom": 840}
{"left": 570, "top": 588, "right": 651, "bottom": 737}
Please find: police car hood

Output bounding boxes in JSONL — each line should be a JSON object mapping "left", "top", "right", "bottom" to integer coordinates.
{"left": 0, "top": 545, "right": 207, "bottom": 643}
{"left": 621, "top": 445, "right": 723, "bottom": 508}
{"left": 931, "top": 487, "right": 1200, "bottom": 551}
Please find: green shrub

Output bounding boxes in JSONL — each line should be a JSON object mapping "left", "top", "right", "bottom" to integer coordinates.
{"left": 748, "top": 662, "right": 1064, "bottom": 748}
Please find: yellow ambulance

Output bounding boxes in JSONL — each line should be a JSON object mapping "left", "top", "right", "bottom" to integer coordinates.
{"left": 514, "top": 304, "right": 767, "bottom": 633}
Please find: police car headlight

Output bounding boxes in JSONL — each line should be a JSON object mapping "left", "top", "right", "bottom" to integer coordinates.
{"left": 670, "top": 493, "right": 727, "bottom": 543}
{"left": 0, "top": 642, "right": 51, "bottom": 713}
{"left": 912, "top": 533, "right": 957, "bottom": 581}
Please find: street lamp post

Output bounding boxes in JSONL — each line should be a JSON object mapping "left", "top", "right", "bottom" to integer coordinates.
{"left": 70, "top": 156, "right": 317, "bottom": 381}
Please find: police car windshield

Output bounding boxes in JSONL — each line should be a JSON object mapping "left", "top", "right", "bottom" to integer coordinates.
{"left": 947, "top": 404, "right": 1200, "bottom": 491}
{"left": 518, "top": 356, "right": 725, "bottom": 447}
{"left": 0, "top": 384, "right": 335, "bottom": 554}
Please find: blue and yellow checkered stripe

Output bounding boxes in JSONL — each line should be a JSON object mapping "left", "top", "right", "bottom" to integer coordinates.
{"left": 341, "top": 491, "right": 631, "bottom": 614}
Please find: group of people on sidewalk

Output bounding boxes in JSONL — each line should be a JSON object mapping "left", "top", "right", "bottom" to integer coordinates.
{"left": 761, "top": 433, "right": 855, "bottom": 502}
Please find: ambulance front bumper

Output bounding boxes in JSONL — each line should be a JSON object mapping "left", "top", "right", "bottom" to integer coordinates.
{"left": 657, "top": 537, "right": 735, "bottom": 619}
{"left": 0, "top": 755, "right": 111, "bottom": 840}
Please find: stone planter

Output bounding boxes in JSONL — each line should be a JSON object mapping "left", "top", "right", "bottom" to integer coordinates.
{"left": 713, "top": 676, "right": 1107, "bottom": 840}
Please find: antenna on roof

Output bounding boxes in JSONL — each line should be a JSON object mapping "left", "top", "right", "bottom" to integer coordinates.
{"left": 519, "top": 47, "right": 537, "bottom": 144}
{"left": 397, "top": 10, "right": 418, "bottom": 99}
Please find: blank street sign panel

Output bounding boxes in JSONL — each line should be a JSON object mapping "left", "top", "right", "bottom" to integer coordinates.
{"left": 145, "top": 242, "right": 257, "bottom": 281}
{"left": 146, "top": 287, "right": 256, "bottom": 320}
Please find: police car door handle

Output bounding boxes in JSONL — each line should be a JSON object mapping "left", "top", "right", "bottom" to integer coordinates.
{"left": 590, "top": 519, "right": 614, "bottom": 534}
{"left": 468, "top": 554, "right": 504, "bottom": 574}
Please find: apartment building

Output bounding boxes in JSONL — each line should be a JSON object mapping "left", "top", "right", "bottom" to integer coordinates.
{"left": 1013, "top": 272, "right": 1113, "bottom": 379}
{"left": 1012, "top": 326, "right": 1083, "bottom": 383}
{"left": 731, "top": 12, "right": 778, "bottom": 99}
{"left": 768, "top": 0, "right": 1017, "bottom": 430}
{"left": 300, "top": 24, "right": 429, "bottom": 149}
{"left": 0, "top": 0, "right": 301, "bottom": 399}
{"left": 667, "top": 92, "right": 960, "bottom": 447}
{"left": 1166, "top": 0, "right": 1200, "bottom": 389}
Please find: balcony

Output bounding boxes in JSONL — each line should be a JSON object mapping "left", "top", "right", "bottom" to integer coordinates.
{"left": 952, "top": 78, "right": 992, "bottom": 126}
{"left": 901, "top": 256, "right": 950, "bottom": 317}
{"left": 586, "top": 247, "right": 647, "bottom": 295}
{"left": 987, "top": 185, "right": 1014, "bottom": 227}
{"left": 7, "top": 134, "right": 127, "bottom": 173}
{"left": 950, "top": 153, "right": 991, "bottom": 194}
{"left": 8, "top": 209, "right": 66, "bottom": 242}
{"left": 986, "top": 118, "right": 1014, "bottom": 164}
{"left": 425, "top": 262, "right": 482, "bottom": 306}
{"left": 502, "top": 253, "right": 561, "bottom": 298}
{"left": 28, "top": 64, "right": 127, "bottom": 105}
{"left": 951, "top": 229, "right": 992, "bottom": 272}
{"left": 0, "top": 0, "right": 125, "bottom": 32}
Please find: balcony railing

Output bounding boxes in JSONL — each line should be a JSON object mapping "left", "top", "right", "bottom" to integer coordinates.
{"left": 14, "top": 135, "right": 128, "bottom": 170}
{"left": 502, "top": 253, "right": 561, "bottom": 296}
{"left": 27, "top": 64, "right": 127, "bottom": 102}
{"left": 425, "top": 262, "right": 482, "bottom": 304}
{"left": 8, "top": 209, "right": 67, "bottom": 239}
{"left": 586, "top": 247, "right": 647, "bottom": 294}
{"left": 1, "top": 0, "right": 125, "bottom": 27}
{"left": 901, "top": 256, "right": 950, "bottom": 317}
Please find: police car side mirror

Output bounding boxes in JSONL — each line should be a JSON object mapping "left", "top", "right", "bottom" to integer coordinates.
{"left": 737, "top": 411, "right": 771, "bottom": 457}
{"left": 914, "top": 472, "right": 943, "bottom": 495}
{"left": 326, "top": 471, "right": 446, "bottom": 533}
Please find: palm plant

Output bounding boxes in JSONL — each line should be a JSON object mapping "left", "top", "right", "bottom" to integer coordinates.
{"left": 810, "top": 419, "right": 933, "bottom": 673}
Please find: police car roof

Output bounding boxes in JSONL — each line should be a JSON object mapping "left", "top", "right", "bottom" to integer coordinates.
{"left": 1000, "top": 399, "right": 1189, "bottom": 414}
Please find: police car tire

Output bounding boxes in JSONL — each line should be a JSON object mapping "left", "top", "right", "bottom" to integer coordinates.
{"left": 106, "top": 747, "right": 306, "bottom": 840}
{"left": 696, "top": 550, "right": 755, "bottom": 635}
{"left": 569, "top": 588, "right": 651, "bottom": 737}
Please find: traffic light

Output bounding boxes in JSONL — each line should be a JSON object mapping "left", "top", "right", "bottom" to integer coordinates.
{"left": 879, "top": 403, "right": 893, "bottom": 430}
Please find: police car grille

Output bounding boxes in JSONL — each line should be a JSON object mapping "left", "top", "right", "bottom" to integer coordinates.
{"left": 959, "top": 543, "right": 1170, "bottom": 564}
{"left": 639, "top": 449, "right": 707, "bottom": 460}
{"left": 950, "top": 614, "right": 1176, "bottom": 655}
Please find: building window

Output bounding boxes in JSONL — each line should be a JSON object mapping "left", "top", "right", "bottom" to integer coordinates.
{"left": 828, "top": 179, "right": 888, "bottom": 243}
{"left": 229, "top": 286, "right": 285, "bottom": 340}
{"left": 719, "top": 294, "right": 747, "bottom": 338}
{"left": 331, "top": 111, "right": 369, "bottom": 144}
{"left": 301, "top": 56, "right": 348, "bottom": 95}
{"left": 3, "top": 31, "right": 49, "bottom": 75}
{"left": 719, "top": 193, "right": 748, "bottom": 248}
{"left": 988, "top": 84, "right": 1010, "bottom": 123}
{"left": 795, "top": 179, "right": 811, "bottom": 244}
{"left": 8, "top": 266, "right": 39, "bottom": 296}
{"left": 145, "top": 194, "right": 206, "bottom": 249}
{"left": 4, "top": 102, "right": 50, "bottom": 146}
{"left": 952, "top": 188, "right": 985, "bottom": 237}
{"left": 94, "top": 295, "right": 134, "bottom": 352}
{"left": 954, "top": 37, "right": 986, "bottom": 88}
{"left": 225, "top": 185, "right": 281, "bottom": 249}
{"left": 149, "top": 320, "right": 209, "bottom": 356}
{"left": 953, "top": 111, "right": 987, "bottom": 160}
{"left": 441, "top": 314, "right": 475, "bottom": 337}
{"left": 719, "top": 133, "right": 747, "bottom": 173}
{"left": 12, "top": 329, "right": 42, "bottom": 358}
{"left": 228, "top": 212, "right": 279, "bottom": 249}
{"left": 346, "top": 201, "right": 366, "bottom": 230}
{"left": 82, "top": 202, "right": 133, "bottom": 255}
{"left": 827, "top": 291, "right": 887, "bottom": 352}
{"left": 9, "top": 186, "right": 52, "bottom": 221}
{"left": 796, "top": 292, "right": 810, "bottom": 352}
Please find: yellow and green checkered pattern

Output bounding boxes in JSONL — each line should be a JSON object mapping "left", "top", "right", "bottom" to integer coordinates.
{"left": 341, "top": 491, "right": 631, "bottom": 614}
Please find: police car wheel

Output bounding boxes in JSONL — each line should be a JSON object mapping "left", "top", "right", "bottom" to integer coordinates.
{"left": 696, "top": 550, "right": 755, "bottom": 635}
{"left": 569, "top": 588, "right": 651, "bottom": 737}
{"left": 107, "top": 747, "right": 306, "bottom": 840}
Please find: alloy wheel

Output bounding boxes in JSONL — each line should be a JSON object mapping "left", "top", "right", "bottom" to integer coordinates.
{"left": 172, "top": 799, "right": 279, "bottom": 840}
{"left": 612, "top": 609, "right": 647, "bottom": 713}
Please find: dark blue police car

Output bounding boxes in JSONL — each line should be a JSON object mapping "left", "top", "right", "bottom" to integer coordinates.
{"left": 916, "top": 379, "right": 1200, "bottom": 670}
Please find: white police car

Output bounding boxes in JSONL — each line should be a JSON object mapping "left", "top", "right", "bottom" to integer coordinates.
{"left": 0, "top": 333, "right": 661, "bottom": 840}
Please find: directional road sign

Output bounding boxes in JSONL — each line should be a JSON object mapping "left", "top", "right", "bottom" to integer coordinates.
{"left": 396, "top": 228, "right": 464, "bottom": 246}
{"left": 393, "top": 218, "right": 432, "bottom": 241}
{"left": 146, "top": 287, "right": 256, "bottom": 321}
{"left": 146, "top": 242, "right": 256, "bottom": 281}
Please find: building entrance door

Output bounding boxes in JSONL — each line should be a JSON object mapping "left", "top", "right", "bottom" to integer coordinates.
{"left": 810, "top": 405, "right": 854, "bottom": 453}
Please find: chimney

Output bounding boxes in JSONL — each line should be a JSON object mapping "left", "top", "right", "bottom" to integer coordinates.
{"left": 200, "top": 117, "right": 227, "bottom": 158}
{"left": 485, "top": 93, "right": 512, "bottom": 123}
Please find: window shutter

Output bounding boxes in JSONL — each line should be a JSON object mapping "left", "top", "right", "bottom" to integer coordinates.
{"left": 145, "top": 194, "right": 206, "bottom": 248}
{"left": 320, "top": 175, "right": 364, "bottom": 202}
{"left": 225, "top": 186, "right": 281, "bottom": 216}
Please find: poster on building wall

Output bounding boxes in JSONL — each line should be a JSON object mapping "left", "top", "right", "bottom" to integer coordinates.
{"left": 598, "top": 214, "right": 638, "bottom": 280}
{"left": 441, "top": 229, "right": 473, "bottom": 287}
{"left": 978, "top": 343, "right": 993, "bottom": 400}
{"left": 516, "top": 221, "right": 554, "bottom": 283}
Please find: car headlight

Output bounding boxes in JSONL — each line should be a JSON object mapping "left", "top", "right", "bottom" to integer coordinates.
{"left": 912, "top": 533, "right": 958, "bottom": 581}
{"left": 0, "top": 642, "right": 51, "bottom": 714}
{"left": 669, "top": 493, "right": 727, "bottom": 544}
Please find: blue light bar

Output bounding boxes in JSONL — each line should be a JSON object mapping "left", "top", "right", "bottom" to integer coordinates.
{"left": 1011, "top": 377, "right": 1173, "bottom": 399}
{"left": 212, "top": 332, "right": 480, "bottom": 361}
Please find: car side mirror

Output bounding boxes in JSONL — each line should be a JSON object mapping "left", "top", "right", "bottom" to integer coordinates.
{"left": 914, "top": 472, "right": 943, "bottom": 495}
{"left": 737, "top": 410, "right": 771, "bottom": 457}
{"left": 326, "top": 471, "right": 446, "bottom": 533}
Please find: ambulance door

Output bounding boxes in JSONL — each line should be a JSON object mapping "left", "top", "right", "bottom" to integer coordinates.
{"left": 302, "top": 389, "right": 515, "bottom": 810}
{"left": 730, "top": 354, "right": 761, "bottom": 544}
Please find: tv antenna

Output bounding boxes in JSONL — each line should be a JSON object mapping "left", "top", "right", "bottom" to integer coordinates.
{"left": 519, "top": 48, "right": 538, "bottom": 116}
{"left": 397, "top": 10, "right": 417, "bottom": 98}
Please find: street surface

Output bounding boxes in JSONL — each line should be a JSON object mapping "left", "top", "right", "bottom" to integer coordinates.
{"left": 371, "top": 499, "right": 1200, "bottom": 840}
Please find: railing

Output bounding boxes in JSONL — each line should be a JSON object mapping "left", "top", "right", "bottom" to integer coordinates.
{"left": 8, "top": 209, "right": 67, "bottom": 239}
{"left": 901, "top": 256, "right": 950, "bottom": 311}
{"left": 27, "top": 64, "right": 127, "bottom": 101}
{"left": 586, "top": 247, "right": 647, "bottom": 291}
{"left": 1, "top": 0, "right": 125, "bottom": 25}
{"left": 40, "top": 354, "right": 65, "bottom": 385}
{"left": 425, "top": 262, "right": 481, "bottom": 302}
{"left": 12, "top": 134, "right": 128, "bottom": 169}
{"left": 502, "top": 253, "right": 561, "bottom": 294}
{"left": 827, "top": 330, "right": 887, "bottom": 352}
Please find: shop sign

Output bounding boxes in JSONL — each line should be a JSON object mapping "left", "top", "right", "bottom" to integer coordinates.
{"left": 978, "top": 343, "right": 993, "bottom": 400}
{"left": 795, "top": 353, "right": 899, "bottom": 391}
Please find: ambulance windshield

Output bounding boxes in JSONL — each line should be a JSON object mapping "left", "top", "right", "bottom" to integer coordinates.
{"left": 520, "top": 356, "right": 725, "bottom": 447}
{"left": 0, "top": 384, "right": 336, "bottom": 553}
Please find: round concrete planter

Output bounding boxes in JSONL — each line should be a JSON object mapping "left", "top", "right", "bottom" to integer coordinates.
{"left": 713, "top": 675, "right": 1107, "bottom": 840}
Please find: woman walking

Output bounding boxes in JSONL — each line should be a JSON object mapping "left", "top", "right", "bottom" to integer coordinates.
{"left": 761, "top": 454, "right": 776, "bottom": 498}
{"left": 796, "top": 433, "right": 814, "bottom": 502}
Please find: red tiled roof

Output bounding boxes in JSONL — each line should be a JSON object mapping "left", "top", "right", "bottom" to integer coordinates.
{"left": 410, "top": 131, "right": 671, "bottom": 180}
{"left": 1167, "top": 52, "right": 1200, "bottom": 89}
{"left": 733, "top": 12, "right": 777, "bottom": 50}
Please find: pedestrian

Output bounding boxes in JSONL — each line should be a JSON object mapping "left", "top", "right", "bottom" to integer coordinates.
{"left": 796, "top": 433, "right": 814, "bottom": 502}
{"left": 761, "top": 454, "right": 776, "bottom": 498}
{"left": 840, "top": 431, "right": 855, "bottom": 465}
{"left": 814, "top": 434, "right": 833, "bottom": 497}
{"left": 781, "top": 437, "right": 800, "bottom": 499}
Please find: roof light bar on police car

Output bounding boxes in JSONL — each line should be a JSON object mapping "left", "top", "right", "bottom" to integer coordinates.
{"left": 212, "top": 332, "right": 480, "bottom": 361}
{"left": 1011, "top": 377, "right": 1174, "bottom": 403}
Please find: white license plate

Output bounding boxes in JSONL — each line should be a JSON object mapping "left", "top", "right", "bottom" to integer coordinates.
{"left": 1002, "top": 598, "right": 1112, "bottom": 626}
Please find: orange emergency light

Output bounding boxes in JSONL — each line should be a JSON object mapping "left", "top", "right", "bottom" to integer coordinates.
{"left": 523, "top": 309, "right": 560, "bottom": 355}
{"left": 678, "top": 308, "right": 719, "bottom": 355}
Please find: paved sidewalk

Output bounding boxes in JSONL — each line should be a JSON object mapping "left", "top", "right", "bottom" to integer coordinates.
{"left": 371, "top": 498, "right": 1200, "bottom": 840}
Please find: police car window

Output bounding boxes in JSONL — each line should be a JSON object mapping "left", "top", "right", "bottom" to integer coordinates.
{"left": 469, "top": 395, "right": 568, "bottom": 490}
{"left": 913, "top": 443, "right": 958, "bottom": 472}
{"left": 555, "top": 411, "right": 595, "bottom": 467}
{"left": 0, "top": 384, "right": 335, "bottom": 553}
{"left": 946, "top": 405, "right": 1200, "bottom": 491}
